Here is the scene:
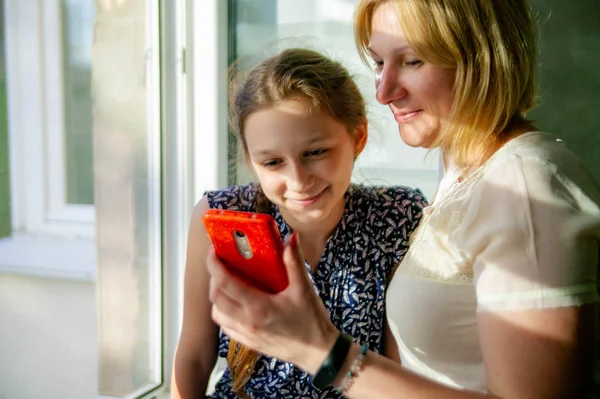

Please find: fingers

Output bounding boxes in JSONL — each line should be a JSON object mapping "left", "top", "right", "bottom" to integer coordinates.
{"left": 209, "top": 274, "right": 243, "bottom": 320}
{"left": 206, "top": 246, "right": 264, "bottom": 304}
{"left": 207, "top": 254, "right": 252, "bottom": 338}
{"left": 220, "top": 325, "right": 252, "bottom": 350}
{"left": 207, "top": 246, "right": 273, "bottom": 339}
{"left": 211, "top": 302, "right": 258, "bottom": 351}
{"left": 282, "top": 232, "right": 312, "bottom": 290}
{"left": 211, "top": 300, "right": 241, "bottom": 335}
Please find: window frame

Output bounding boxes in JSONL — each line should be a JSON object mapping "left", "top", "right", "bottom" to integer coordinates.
{"left": 42, "top": 0, "right": 96, "bottom": 224}
{"left": 6, "top": 0, "right": 95, "bottom": 240}
{"left": 0, "top": 0, "right": 214, "bottom": 396}
{"left": 0, "top": 0, "right": 96, "bottom": 281}
{"left": 160, "top": 0, "right": 230, "bottom": 396}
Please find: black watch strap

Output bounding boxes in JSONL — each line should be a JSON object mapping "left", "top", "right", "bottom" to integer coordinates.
{"left": 311, "top": 332, "right": 353, "bottom": 390}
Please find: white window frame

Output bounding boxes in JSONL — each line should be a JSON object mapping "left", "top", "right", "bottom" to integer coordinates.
{"left": 159, "top": 0, "right": 230, "bottom": 395}
{"left": 0, "top": 0, "right": 201, "bottom": 397}
{"left": 6, "top": 0, "right": 94, "bottom": 241}
{"left": 0, "top": 0, "right": 96, "bottom": 281}
{"left": 95, "top": 0, "right": 229, "bottom": 397}
{"left": 43, "top": 0, "right": 97, "bottom": 226}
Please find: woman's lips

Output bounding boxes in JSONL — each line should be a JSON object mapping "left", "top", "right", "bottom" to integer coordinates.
{"left": 394, "top": 110, "right": 422, "bottom": 123}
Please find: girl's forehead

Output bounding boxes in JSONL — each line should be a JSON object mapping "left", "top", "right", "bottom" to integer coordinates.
{"left": 244, "top": 106, "right": 349, "bottom": 157}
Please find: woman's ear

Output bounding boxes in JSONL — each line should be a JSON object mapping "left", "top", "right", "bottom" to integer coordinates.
{"left": 353, "top": 121, "right": 368, "bottom": 159}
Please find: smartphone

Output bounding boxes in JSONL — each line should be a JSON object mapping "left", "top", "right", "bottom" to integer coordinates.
{"left": 203, "top": 209, "right": 289, "bottom": 294}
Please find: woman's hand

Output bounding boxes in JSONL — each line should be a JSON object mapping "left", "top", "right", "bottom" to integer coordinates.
{"left": 207, "top": 233, "right": 340, "bottom": 374}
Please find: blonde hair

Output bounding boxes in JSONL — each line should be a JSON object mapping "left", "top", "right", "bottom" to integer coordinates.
{"left": 354, "top": 0, "right": 538, "bottom": 168}
{"left": 227, "top": 47, "right": 366, "bottom": 397}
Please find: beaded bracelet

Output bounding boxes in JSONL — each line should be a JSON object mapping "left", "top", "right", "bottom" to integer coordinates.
{"left": 335, "top": 343, "right": 368, "bottom": 394}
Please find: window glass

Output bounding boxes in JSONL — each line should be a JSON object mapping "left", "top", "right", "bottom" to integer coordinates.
{"left": 0, "top": 1, "right": 162, "bottom": 398}
{"left": 62, "top": 0, "right": 95, "bottom": 205}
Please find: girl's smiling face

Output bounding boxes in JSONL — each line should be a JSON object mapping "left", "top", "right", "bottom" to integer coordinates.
{"left": 244, "top": 100, "right": 366, "bottom": 229}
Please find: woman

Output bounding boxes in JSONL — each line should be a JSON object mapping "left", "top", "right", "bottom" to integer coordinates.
{"left": 207, "top": 0, "right": 600, "bottom": 398}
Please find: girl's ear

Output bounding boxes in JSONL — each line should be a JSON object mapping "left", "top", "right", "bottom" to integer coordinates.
{"left": 353, "top": 121, "right": 368, "bottom": 159}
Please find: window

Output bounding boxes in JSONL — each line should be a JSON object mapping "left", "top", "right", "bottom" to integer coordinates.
{"left": 7, "top": 0, "right": 95, "bottom": 241}
{"left": 0, "top": 0, "right": 180, "bottom": 397}
{"left": 61, "top": 0, "right": 95, "bottom": 206}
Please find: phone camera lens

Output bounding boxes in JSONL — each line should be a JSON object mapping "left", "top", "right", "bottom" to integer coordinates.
{"left": 232, "top": 230, "right": 253, "bottom": 259}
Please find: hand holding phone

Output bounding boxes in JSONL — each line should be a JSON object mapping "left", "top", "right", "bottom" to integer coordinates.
{"left": 203, "top": 209, "right": 289, "bottom": 294}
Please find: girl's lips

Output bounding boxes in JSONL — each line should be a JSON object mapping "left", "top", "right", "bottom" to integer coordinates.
{"left": 288, "top": 188, "right": 327, "bottom": 207}
{"left": 394, "top": 110, "right": 422, "bottom": 123}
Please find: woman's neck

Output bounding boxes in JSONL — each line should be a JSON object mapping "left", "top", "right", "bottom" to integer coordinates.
{"left": 481, "top": 118, "right": 539, "bottom": 165}
{"left": 452, "top": 118, "right": 539, "bottom": 180}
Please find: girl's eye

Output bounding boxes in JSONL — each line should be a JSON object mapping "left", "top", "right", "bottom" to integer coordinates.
{"left": 304, "top": 149, "right": 328, "bottom": 157}
{"left": 262, "top": 159, "right": 282, "bottom": 168}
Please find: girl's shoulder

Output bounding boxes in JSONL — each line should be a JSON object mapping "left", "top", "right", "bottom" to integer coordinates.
{"left": 204, "top": 183, "right": 257, "bottom": 212}
{"left": 345, "top": 185, "right": 427, "bottom": 244}
{"left": 349, "top": 184, "right": 428, "bottom": 212}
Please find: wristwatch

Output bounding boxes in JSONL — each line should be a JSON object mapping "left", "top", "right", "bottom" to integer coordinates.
{"left": 311, "top": 332, "right": 353, "bottom": 390}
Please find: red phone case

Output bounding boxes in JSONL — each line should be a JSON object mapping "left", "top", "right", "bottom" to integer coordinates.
{"left": 203, "top": 209, "right": 289, "bottom": 294}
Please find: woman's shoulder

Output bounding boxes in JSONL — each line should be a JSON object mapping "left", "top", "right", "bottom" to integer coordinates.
{"left": 488, "top": 131, "right": 588, "bottom": 173}
{"left": 204, "top": 183, "right": 257, "bottom": 211}
{"left": 457, "top": 132, "right": 600, "bottom": 244}
{"left": 451, "top": 132, "right": 600, "bottom": 311}
{"left": 480, "top": 131, "right": 600, "bottom": 205}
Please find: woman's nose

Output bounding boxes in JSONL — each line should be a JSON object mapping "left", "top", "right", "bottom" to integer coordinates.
{"left": 375, "top": 66, "right": 407, "bottom": 105}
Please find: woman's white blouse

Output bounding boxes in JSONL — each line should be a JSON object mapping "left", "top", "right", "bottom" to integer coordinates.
{"left": 386, "top": 131, "right": 600, "bottom": 392}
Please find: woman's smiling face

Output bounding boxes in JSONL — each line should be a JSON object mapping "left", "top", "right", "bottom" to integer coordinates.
{"left": 368, "top": 1, "right": 455, "bottom": 148}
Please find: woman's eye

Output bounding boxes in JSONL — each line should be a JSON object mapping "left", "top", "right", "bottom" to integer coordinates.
{"left": 372, "top": 59, "right": 383, "bottom": 69}
{"left": 404, "top": 59, "right": 423, "bottom": 67}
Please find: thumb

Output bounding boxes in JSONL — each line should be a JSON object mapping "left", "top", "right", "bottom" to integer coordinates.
{"left": 282, "top": 232, "right": 311, "bottom": 289}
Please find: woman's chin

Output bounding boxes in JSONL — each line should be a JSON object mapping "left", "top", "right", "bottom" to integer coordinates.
{"left": 398, "top": 126, "right": 437, "bottom": 148}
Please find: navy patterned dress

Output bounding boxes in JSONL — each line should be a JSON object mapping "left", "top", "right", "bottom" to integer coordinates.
{"left": 207, "top": 183, "right": 427, "bottom": 398}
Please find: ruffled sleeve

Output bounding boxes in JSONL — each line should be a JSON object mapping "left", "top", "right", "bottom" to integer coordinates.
{"left": 454, "top": 154, "right": 600, "bottom": 312}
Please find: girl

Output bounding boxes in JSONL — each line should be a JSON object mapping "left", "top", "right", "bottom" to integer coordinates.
{"left": 207, "top": 1, "right": 600, "bottom": 398}
{"left": 171, "top": 48, "right": 426, "bottom": 398}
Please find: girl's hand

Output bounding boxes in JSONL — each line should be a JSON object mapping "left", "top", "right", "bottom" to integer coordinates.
{"left": 207, "top": 233, "right": 339, "bottom": 374}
